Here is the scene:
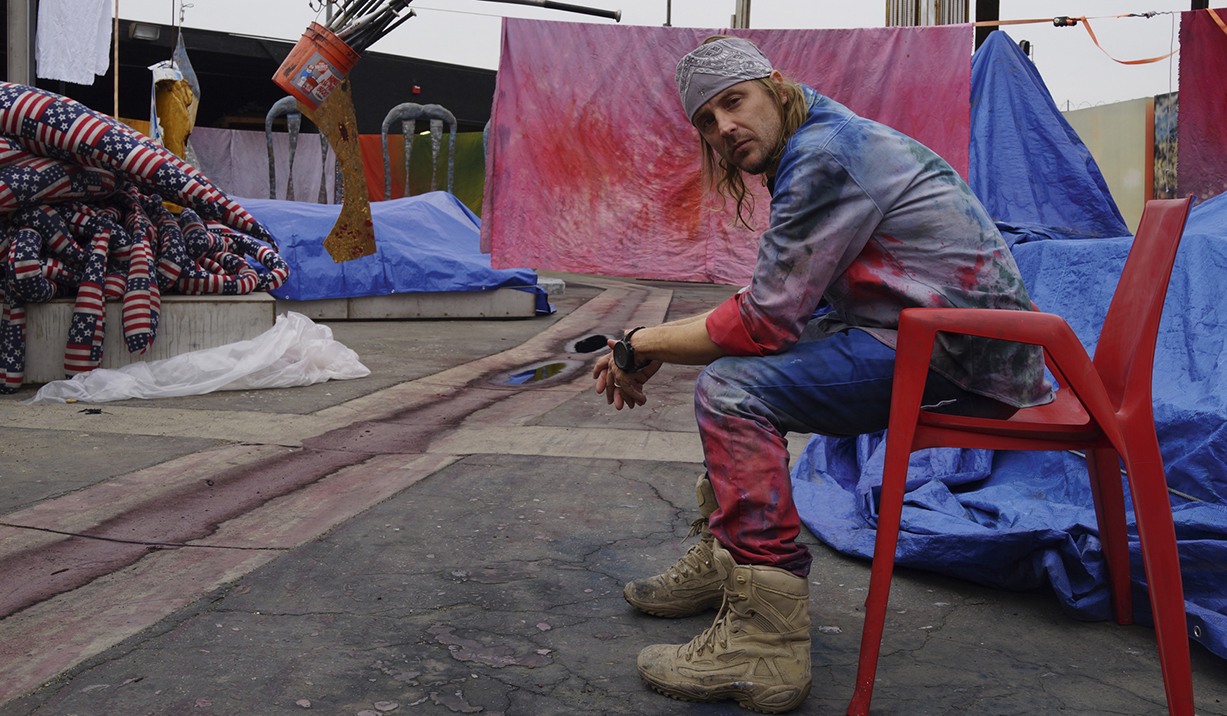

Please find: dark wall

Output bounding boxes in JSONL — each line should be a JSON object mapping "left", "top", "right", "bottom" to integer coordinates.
{"left": 7, "top": 17, "right": 495, "bottom": 134}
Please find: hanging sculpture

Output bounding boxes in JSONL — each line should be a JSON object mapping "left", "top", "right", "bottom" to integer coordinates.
{"left": 265, "top": 95, "right": 341, "bottom": 205}
{"left": 380, "top": 102, "right": 457, "bottom": 199}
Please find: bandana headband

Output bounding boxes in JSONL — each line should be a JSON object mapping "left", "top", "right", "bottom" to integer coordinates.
{"left": 675, "top": 37, "right": 774, "bottom": 123}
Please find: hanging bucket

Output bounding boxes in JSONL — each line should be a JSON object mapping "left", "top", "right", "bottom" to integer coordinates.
{"left": 272, "top": 22, "right": 361, "bottom": 110}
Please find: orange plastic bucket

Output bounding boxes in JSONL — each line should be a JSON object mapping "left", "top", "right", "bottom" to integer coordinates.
{"left": 272, "top": 22, "right": 361, "bottom": 110}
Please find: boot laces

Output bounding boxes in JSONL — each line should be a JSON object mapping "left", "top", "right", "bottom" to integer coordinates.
{"left": 683, "top": 591, "right": 747, "bottom": 660}
{"left": 665, "top": 519, "right": 712, "bottom": 582}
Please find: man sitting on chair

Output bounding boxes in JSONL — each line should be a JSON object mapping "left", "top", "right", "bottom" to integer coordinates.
{"left": 592, "top": 36, "right": 1051, "bottom": 713}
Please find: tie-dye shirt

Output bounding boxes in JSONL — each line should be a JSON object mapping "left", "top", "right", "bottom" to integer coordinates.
{"left": 706, "top": 85, "right": 1051, "bottom": 408}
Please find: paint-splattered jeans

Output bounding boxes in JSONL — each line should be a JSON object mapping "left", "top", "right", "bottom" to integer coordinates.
{"left": 696, "top": 328, "right": 1015, "bottom": 577}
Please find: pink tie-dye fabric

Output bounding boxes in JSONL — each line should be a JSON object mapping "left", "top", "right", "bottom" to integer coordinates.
{"left": 482, "top": 20, "right": 972, "bottom": 283}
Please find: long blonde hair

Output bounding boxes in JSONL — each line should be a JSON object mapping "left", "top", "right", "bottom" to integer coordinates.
{"left": 695, "top": 38, "right": 808, "bottom": 230}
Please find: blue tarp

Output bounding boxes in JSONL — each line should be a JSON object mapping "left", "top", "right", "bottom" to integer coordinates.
{"left": 791, "top": 31, "right": 1227, "bottom": 661}
{"left": 242, "top": 192, "right": 552, "bottom": 314}
{"left": 968, "top": 32, "right": 1129, "bottom": 245}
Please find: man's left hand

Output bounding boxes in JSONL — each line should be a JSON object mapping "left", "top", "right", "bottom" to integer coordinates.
{"left": 593, "top": 343, "right": 661, "bottom": 410}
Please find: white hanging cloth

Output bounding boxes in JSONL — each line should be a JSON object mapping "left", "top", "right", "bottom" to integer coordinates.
{"left": 35, "top": 0, "right": 113, "bottom": 85}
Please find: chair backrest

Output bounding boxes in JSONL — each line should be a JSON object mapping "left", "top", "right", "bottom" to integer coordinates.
{"left": 265, "top": 96, "right": 335, "bottom": 203}
{"left": 1092, "top": 196, "right": 1194, "bottom": 412}
{"left": 381, "top": 102, "right": 458, "bottom": 200}
{"left": 265, "top": 96, "right": 301, "bottom": 201}
{"left": 382, "top": 102, "right": 422, "bottom": 201}
{"left": 420, "top": 104, "right": 458, "bottom": 195}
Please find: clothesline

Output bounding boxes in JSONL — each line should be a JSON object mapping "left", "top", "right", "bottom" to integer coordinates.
{"left": 973, "top": 8, "right": 1226, "bottom": 66}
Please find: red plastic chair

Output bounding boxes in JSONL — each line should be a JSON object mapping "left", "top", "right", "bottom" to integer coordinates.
{"left": 847, "top": 197, "right": 1197, "bottom": 716}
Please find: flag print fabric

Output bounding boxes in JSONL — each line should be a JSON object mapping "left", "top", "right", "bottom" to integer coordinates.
{"left": 0, "top": 83, "right": 289, "bottom": 392}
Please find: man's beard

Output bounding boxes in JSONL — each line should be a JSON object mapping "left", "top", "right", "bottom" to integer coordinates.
{"left": 733, "top": 139, "right": 781, "bottom": 176}
{"left": 738, "top": 150, "right": 775, "bottom": 176}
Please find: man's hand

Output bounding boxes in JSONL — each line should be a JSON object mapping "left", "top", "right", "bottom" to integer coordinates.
{"left": 593, "top": 340, "right": 661, "bottom": 410}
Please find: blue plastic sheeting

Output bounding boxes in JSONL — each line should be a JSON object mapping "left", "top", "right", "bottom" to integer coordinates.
{"left": 241, "top": 192, "right": 552, "bottom": 314}
{"left": 791, "top": 31, "right": 1227, "bottom": 662}
{"left": 968, "top": 32, "right": 1130, "bottom": 246}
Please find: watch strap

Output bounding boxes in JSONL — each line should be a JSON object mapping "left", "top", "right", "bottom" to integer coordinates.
{"left": 618, "top": 326, "right": 649, "bottom": 373}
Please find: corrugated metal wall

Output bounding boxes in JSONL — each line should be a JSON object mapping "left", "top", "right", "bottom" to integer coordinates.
{"left": 886, "top": 0, "right": 969, "bottom": 26}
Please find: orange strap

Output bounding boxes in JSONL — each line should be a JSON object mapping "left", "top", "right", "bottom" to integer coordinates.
{"left": 971, "top": 12, "right": 1139, "bottom": 27}
{"left": 1077, "top": 16, "right": 1178, "bottom": 65}
{"left": 1209, "top": 8, "right": 1227, "bottom": 37}
{"left": 972, "top": 13, "right": 1180, "bottom": 66}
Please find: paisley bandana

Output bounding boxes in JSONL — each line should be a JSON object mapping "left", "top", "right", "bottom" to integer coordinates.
{"left": 675, "top": 37, "right": 774, "bottom": 122}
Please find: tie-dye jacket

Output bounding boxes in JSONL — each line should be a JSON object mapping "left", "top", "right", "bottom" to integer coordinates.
{"left": 706, "top": 85, "right": 1051, "bottom": 408}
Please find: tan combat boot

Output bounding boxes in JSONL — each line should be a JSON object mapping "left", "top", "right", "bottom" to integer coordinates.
{"left": 623, "top": 474, "right": 724, "bottom": 617}
{"left": 636, "top": 542, "right": 812, "bottom": 714}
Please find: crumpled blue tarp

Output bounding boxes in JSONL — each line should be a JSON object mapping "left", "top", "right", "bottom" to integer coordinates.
{"left": 241, "top": 191, "right": 552, "bottom": 314}
{"left": 968, "top": 32, "right": 1130, "bottom": 246}
{"left": 791, "top": 31, "right": 1227, "bottom": 661}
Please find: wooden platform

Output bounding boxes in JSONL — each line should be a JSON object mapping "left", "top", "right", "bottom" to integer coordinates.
{"left": 21, "top": 284, "right": 560, "bottom": 385}
{"left": 24, "top": 295, "right": 277, "bottom": 385}
{"left": 276, "top": 287, "right": 543, "bottom": 321}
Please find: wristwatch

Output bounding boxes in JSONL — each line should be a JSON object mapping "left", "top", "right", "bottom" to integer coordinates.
{"left": 613, "top": 326, "right": 651, "bottom": 373}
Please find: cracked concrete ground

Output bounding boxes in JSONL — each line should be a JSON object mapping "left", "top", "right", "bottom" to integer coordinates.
{"left": 1, "top": 273, "right": 1225, "bottom": 716}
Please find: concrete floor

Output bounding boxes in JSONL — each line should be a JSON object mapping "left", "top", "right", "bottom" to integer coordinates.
{"left": 0, "top": 272, "right": 1224, "bottom": 716}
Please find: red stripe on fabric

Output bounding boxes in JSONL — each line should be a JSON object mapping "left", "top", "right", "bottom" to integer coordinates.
{"left": 104, "top": 276, "right": 126, "bottom": 299}
{"left": 12, "top": 262, "right": 42, "bottom": 279}
{"left": 6, "top": 92, "right": 52, "bottom": 134}
{"left": 34, "top": 175, "right": 72, "bottom": 200}
{"left": 70, "top": 118, "right": 110, "bottom": 153}
{"left": 120, "top": 149, "right": 164, "bottom": 177}
{"left": 34, "top": 123, "right": 62, "bottom": 146}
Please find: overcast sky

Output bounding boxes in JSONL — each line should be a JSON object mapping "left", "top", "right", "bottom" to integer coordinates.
{"left": 119, "top": 0, "right": 1197, "bottom": 110}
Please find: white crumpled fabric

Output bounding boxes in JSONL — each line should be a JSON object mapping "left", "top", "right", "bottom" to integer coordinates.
{"left": 35, "top": 0, "right": 113, "bottom": 85}
{"left": 23, "top": 312, "right": 370, "bottom": 404}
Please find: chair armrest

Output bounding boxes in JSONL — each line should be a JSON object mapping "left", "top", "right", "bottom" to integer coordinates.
{"left": 899, "top": 307, "right": 1073, "bottom": 346}
{"left": 898, "top": 308, "right": 1091, "bottom": 379}
{"left": 894, "top": 308, "right": 1121, "bottom": 441}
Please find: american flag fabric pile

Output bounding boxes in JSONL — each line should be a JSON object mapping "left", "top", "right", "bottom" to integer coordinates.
{"left": 0, "top": 83, "right": 289, "bottom": 393}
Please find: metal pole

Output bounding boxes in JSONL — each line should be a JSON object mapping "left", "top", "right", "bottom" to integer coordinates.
{"left": 975, "top": 0, "right": 999, "bottom": 49}
{"left": 474, "top": 0, "right": 620, "bottom": 22}
{"left": 114, "top": 0, "right": 120, "bottom": 117}
{"left": 732, "top": 0, "right": 750, "bottom": 29}
{"left": 665, "top": 0, "right": 671, "bottom": 26}
{"left": 6, "top": 0, "right": 36, "bottom": 85}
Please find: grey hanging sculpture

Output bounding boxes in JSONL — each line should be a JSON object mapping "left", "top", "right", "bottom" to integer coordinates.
{"left": 381, "top": 102, "right": 457, "bottom": 199}
{"left": 265, "top": 96, "right": 301, "bottom": 201}
{"left": 265, "top": 96, "right": 339, "bottom": 203}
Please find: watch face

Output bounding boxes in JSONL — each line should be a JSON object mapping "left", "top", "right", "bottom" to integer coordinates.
{"left": 613, "top": 340, "right": 630, "bottom": 370}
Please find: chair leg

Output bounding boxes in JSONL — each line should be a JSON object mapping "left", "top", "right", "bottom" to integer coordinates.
{"left": 1126, "top": 457, "right": 1194, "bottom": 716}
{"left": 1085, "top": 447, "right": 1133, "bottom": 624}
{"left": 847, "top": 442, "right": 913, "bottom": 716}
